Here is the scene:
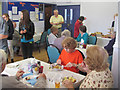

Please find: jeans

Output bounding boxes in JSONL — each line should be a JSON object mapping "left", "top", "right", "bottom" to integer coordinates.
{"left": 21, "top": 42, "right": 34, "bottom": 59}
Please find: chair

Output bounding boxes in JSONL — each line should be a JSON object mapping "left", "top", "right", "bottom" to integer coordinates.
{"left": 108, "top": 55, "right": 112, "bottom": 71}
{"left": 35, "top": 31, "right": 48, "bottom": 52}
{"left": 47, "top": 44, "right": 60, "bottom": 63}
{"left": 87, "top": 35, "right": 97, "bottom": 45}
{"left": 77, "top": 49, "right": 85, "bottom": 59}
{"left": 47, "top": 29, "right": 51, "bottom": 35}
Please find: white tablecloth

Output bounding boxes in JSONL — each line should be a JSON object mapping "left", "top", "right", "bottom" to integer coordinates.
{"left": 96, "top": 37, "right": 111, "bottom": 47}
{"left": 2, "top": 58, "right": 85, "bottom": 88}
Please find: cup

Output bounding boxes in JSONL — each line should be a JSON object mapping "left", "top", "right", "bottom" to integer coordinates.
{"left": 83, "top": 44, "right": 87, "bottom": 49}
{"left": 55, "top": 81, "right": 60, "bottom": 88}
{"left": 39, "top": 66, "right": 43, "bottom": 73}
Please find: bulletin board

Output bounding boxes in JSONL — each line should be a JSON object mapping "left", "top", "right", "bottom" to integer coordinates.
{"left": 8, "top": 2, "right": 44, "bottom": 22}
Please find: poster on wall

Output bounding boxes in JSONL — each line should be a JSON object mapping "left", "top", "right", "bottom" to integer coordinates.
{"left": 8, "top": 11, "right": 12, "bottom": 20}
{"left": 12, "top": 6, "right": 18, "bottom": 14}
{"left": 30, "top": 11, "right": 36, "bottom": 21}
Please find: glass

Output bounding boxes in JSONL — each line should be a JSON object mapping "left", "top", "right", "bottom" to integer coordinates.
{"left": 55, "top": 81, "right": 60, "bottom": 88}
{"left": 83, "top": 44, "right": 87, "bottom": 49}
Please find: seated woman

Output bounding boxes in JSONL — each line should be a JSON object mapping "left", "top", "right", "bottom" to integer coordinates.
{"left": 63, "top": 45, "right": 113, "bottom": 88}
{"left": 56, "top": 37, "right": 83, "bottom": 73}
{"left": 76, "top": 25, "right": 88, "bottom": 45}
{"left": 53, "top": 29, "right": 71, "bottom": 52}
{"left": 48, "top": 26, "right": 58, "bottom": 44}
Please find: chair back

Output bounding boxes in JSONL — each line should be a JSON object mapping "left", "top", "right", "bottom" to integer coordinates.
{"left": 77, "top": 50, "right": 85, "bottom": 60}
{"left": 47, "top": 29, "right": 51, "bottom": 35}
{"left": 47, "top": 44, "right": 60, "bottom": 63}
{"left": 88, "top": 35, "right": 97, "bottom": 45}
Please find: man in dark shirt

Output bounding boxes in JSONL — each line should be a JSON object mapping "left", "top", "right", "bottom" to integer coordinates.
{"left": 2, "top": 14, "right": 14, "bottom": 63}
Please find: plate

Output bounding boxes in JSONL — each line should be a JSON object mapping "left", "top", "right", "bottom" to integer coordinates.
{"left": 61, "top": 76, "right": 77, "bottom": 83}
{"left": 49, "top": 63, "right": 64, "bottom": 71}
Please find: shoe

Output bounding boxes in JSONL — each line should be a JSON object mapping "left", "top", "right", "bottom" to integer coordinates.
{"left": 11, "top": 59, "right": 14, "bottom": 63}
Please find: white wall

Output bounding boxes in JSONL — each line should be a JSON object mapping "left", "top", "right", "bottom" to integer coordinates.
{"left": 81, "top": 2, "right": 118, "bottom": 34}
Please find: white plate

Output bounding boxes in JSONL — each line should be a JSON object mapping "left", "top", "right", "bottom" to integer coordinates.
{"left": 49, "top": 63, "right": 64, "bottom": 71}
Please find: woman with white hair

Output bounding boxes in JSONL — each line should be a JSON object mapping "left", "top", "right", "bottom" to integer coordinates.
{"left": 53, "top": 29, "right": 71, "bottom": 52}
{"left": 0, "top": 49, "right": 7, "bottom": 73}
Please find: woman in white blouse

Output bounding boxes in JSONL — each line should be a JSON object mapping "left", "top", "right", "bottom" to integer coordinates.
{"left": 63, "top": 45, "right": 113, "bottom": 88}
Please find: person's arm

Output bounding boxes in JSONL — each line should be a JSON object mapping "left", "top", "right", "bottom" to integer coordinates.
{"left": 104, "top": 38, "right": 115, "bottom": 51}
{"left": 76, "top": 34, "right": 81, "bottom": 42}
{"left": 0, "top": 34, "right": 8, "bottom": 39}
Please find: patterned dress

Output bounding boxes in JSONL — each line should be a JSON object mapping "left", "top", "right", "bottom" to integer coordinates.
{"left": 80, "top": 68, "right": 113, "bottom": 88}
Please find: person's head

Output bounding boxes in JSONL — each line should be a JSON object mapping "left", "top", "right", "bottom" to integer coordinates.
{"left": 0, "top": 49, "right": 7, "bottom": 73}
{"left": 61, "top": 29, "right": 71, "bottom": 37}
{"left": 62, "top": 37, "right": 77, "bottom": 53}
{"left": 84, "top": 45, "right": 109, "bottom": 72}
{"left": 2, "top": 13, "right": 9, "bottom": 21}
{"left": 79, "top": 25, "right": 87, "bottom": 33}
{"left": 114, "top": 13, "right": 118, "bottom": 20}
{"left": 54, "top": 9, "right": 59, "bottom": 17}
{"left": 78, "top": 16, "right": 86, "bottom": 23}
{"left": 12, "top": 21, "right": 17, "bottom": 29}
{"left": 20, "top": 10, "right": 31, "bottom": 28}
{"left": 50, "top": 26, "right": 58, "bottom": 35}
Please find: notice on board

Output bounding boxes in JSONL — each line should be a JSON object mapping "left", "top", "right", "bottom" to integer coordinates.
{"left": 12, "top": 6, "right": 18, "bottom": 14}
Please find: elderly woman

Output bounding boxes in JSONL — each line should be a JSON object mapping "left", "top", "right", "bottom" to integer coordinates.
{"left": 76, "top": 25, "right": 88, "bottom": 45}
{"left": 48, "top": 26, "right": 58, "bottom": 44}
{"left": 57, "top": 37, "right": 83, "bottom": 73}
{"left": 53, "top": 29, "right": 71, "bottom": 52}
{"left": 63, "top": 45, "right": 113, "bottom": 88}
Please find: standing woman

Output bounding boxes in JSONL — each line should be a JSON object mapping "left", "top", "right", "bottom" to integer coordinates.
{"left": 19, "top": 10, "right": 35, "bottom": 59}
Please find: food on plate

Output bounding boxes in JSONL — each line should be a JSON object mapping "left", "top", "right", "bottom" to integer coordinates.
{"left": 34, "top": 67, "right": 38, "bottom": 71}
{"left": 62, "top": 76, "right": 76, "bottom": 83}
{"left": 25, "top": 76, "right": 31, "bottom": 80}
{"left": 49, "top": 64, "right": 62, "bottom": 70}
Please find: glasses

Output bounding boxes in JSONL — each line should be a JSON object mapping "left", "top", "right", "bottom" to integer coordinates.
{"left": 2, "top": 17, "right": 6, "bottom": 19}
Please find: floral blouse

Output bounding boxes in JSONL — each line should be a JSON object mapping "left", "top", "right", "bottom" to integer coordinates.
{"left": 80, "top": 68, "right": 113, "bottom": 88}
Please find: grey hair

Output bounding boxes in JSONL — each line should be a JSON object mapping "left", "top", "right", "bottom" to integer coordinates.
{"left": 61, "top": 29, "right": 71, "bottom": 37}
{"left": 0, "top": 49, "right": 7, "bottom": 72}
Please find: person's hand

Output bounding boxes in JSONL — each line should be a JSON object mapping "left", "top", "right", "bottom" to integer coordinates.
{"left": 37, "top": 73, "right": 46, "bottom": 80}
{"left": 16, "top": 70, "right": 25, "bottom": 78}
{"left": 20, "top": 30, "right": 24, "bottom": 34}
{"left": 65, "top": 62, "right": 73, "bottom": 67}
{"left": 57, "top": 59, "right": 61, "bottom": 65}
{"left": 23, "top": 29, "right": 27, "bottom": 33}
{"left": 62, "top": 79, "right": 74, "bottom": 88}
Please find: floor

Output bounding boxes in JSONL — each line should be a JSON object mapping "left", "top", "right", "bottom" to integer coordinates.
{"left": 7, "top": 48, "right": 49, "bottom": 64}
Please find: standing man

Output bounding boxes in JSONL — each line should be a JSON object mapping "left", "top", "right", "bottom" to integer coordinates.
{"left": 2, "top": 14, "right": 14, "bottom": 63}
{"left": 0, "top": 17, "right": 8, "bottom": 54}
{"left": 74, "top": 16, "right": 86, "bottom": 39}
{"left": 50, "top": 9, "right": 64, "bottom": 37}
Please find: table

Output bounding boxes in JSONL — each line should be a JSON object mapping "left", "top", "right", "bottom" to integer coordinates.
{"left": 33, "top": 33, "right": 41, "bottom": 42}
{"left": 2, "top": 58, "right": 85, "bottom": 88}
{"left": 96, "top": 37, "right": 111, "bottom": 47}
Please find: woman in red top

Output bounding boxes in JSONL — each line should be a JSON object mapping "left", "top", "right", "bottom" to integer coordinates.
{"left": 74, "top": 16, "right": 86, "bottom": 38}
{"left": 56, "top": 37, "right": 83, "bottom": 73}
